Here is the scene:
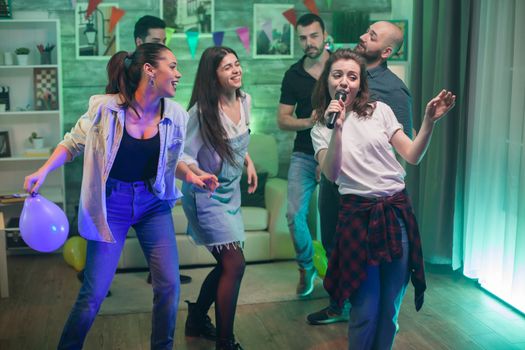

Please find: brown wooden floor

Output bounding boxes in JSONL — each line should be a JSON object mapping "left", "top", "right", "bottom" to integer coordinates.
{"left": 1, "top": 255, "right": 525, "bottom": 350}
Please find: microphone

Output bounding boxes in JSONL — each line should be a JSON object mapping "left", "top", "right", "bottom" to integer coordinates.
{"left": 326, "top": 91, "right": 347, "bottom": 129}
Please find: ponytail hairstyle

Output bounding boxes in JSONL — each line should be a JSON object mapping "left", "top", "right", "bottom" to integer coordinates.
{"left": 105, "top": 42, "right": 171, "bottom": 111}
{"left": 188, "top": 46, "right": 241, "bottom": 165}
{"left": 312, "top": 49, "right": 374, "bottom": 124}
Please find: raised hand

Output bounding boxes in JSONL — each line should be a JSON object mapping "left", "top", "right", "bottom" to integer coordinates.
{"left": 425, "top": 89, "right": 456, "bottom": 123}
{"left": 324, "top": 97, "right": 346, "bottom": 128}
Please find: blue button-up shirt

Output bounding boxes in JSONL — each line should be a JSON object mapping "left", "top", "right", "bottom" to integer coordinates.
{"left": 368, "top": 62, "right": 413, "bottom": 138}
{"left": 60, "top": 94, "right": 188, "bottom": 243}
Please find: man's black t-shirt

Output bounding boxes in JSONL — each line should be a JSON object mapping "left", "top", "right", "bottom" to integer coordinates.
{"left": 279, "top": 56, "right": 317, "bottom": 155}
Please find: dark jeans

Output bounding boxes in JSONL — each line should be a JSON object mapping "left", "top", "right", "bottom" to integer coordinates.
{"left": 318, "top": 174, "right": 348, "bottom": 313}
{"left": 347, "top": 223, "right": 409, "bottom": 350}
{"left": 58, "top": 178, "right": 180, "bottom": 350}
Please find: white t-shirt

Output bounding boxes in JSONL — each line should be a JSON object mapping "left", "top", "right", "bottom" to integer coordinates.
{"left": 181, "top": 93, "right": 251, "bottom": 167}
{"left": 311, "top": 101, "right": 406, "bottom": 198}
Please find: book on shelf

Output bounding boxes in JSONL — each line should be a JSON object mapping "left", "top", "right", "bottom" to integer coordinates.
{"left": 0, "top": 193, "right": 28, "bottom": 204}
{"left": 24, "top": 147, "right": 51, "bottom": 157}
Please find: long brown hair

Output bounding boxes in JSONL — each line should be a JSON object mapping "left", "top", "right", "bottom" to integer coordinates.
{"left": 188, "top": 46, "right": 242, "bottom": 165}
{"left": 105, "top": 43, "right": 170, "bottom": 111}
{"left": 312, "top": 49, "right": 374, "bottom": 124}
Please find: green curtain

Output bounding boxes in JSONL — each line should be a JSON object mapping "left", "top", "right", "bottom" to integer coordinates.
{"left": 456, "top": 0, "right": 525, "bottom": 313}
{"left": 411, "top": 0, "right": 525, "bottom": 312}
{"left": 408, "top": 0, "right": 472, "bottom": 264}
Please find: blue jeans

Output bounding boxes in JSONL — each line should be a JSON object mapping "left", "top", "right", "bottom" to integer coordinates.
{"left": 287, "top": 152, "right": 318, "bottom": 269}
{"left": 347, "top": 218, "right": 410, "bottom": 350}
{"left": 58, "top": 178, "right": 180, "bottom": 350}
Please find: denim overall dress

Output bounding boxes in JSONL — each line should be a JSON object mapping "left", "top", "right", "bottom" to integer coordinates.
{"left": 181, "top": 131, "right": 250, "bottom": 247}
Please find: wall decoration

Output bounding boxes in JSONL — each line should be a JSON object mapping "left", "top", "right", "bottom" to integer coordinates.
{"left": 303, "top": 0, "right": 319, "bottom": 15}
{"left": 33, "top": 68, "right": 59, "bottom": 110}
{"left": 0, "top": 131, "right": 11, "bottom": 158}
{"left": 236, "top": 27, "right": 250, "bottom": 55}
{"left": 0, "top": 0, "right": 11, "bottom": 18}
{"left": 75, "top": 2, "right": 119, "bottom": 59}
{"left": 376, "top": 19, "right": 408, "bottom": 61}
{"left": 162, "top": 0, "right": 214, "bottom": 37}
{"left": 253, "top": 4, "right": 294, "bottom": 59}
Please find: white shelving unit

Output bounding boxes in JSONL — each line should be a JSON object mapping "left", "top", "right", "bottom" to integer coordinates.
{"left": 0, "top": 19, "right": 65, "bottom": 259}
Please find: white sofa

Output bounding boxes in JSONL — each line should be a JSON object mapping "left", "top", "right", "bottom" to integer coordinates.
{"left": 117, "top": 134, "right": 319, "bottom": 268}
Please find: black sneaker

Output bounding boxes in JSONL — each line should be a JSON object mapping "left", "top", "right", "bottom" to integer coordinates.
{"left": 185, "top": 300, "right": 216, "bottom": 340}
{"left": 216, "top": 337, "right": 244, "bottom": 350}
{"left": 307, "top": 306, "right": 349, "bottom": 325}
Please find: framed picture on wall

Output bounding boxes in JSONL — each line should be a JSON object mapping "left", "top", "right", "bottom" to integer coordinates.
{"left": 0, "top": 131, "right": 11, "bottom": 158}
{"left": 161, "top": 0, "right": 214, "bottom": 37}
{"left": 253, "top": 4, "right": 294, "bottom": 59}
{"left": 0, "top": 0, "right": 12, "bottom": 18}
{"left": 75, "top": 2, "right": 120, "bottom": 59}
{"left": 372, "top": 19, "right": 408, "bottom": 61}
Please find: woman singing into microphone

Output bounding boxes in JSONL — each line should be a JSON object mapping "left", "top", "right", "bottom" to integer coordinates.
{"left": 310, "top": 49, "right": 455, "bottom": 349}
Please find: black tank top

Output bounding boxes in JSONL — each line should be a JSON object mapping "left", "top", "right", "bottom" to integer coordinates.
{"left": 108, "top": 125, "right": 160, "bottom": 182}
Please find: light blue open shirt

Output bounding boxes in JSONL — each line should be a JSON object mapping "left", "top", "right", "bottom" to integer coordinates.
{"left": 59, "top": 94, "right": 189, "bottom": 243}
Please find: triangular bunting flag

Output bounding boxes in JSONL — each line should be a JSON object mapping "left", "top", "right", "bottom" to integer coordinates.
{"left": 262, "top": 19, "right": 273, "bottom": 42}
{"left": 85, "top": 0, "right": 102, "bottom": 19}
{"left": 303, "top": 0, "right": 320, "bottom": 15}
{"left": 108, "top": 7, "right": 125, "bottom": 33}
{"left": 236, "top": 27, "right": 250, "bottom": 55}
{"left": 213, "top": 31, "right": 225, "bottom": 47}
{"left": 186, "top": 31, "right": 199, "bottom": 59}
{"left": 165, "top": 27, "right": 175, "bottom": 46}
{"left": 282, "top": 8, "right": 297, "bottom": 26}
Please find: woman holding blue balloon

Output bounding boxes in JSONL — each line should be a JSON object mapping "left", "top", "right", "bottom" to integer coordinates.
{"left": 24, "top": 43, "right": 218, "bottom": 350}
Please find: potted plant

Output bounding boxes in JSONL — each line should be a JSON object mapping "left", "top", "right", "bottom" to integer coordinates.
{"left": 28, "top": 132, "right": 44, "bottom": 149}
{"left": 15, "top": 47, "right": 30, "bottom": 65}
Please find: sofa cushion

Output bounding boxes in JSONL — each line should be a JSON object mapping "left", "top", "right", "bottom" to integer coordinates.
{"left": 248, "top": 134, "right": 278, "bottom": 177}
{"left": 242, "top": 207, "right": 268, "bottom": 231}
{"left": 240, "top": 172, "right": 267, "bottom": 208}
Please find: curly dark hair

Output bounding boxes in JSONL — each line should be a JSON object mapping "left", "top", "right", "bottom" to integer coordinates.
{"left": 312, "top": 49, "right": 375, "bottom": 125}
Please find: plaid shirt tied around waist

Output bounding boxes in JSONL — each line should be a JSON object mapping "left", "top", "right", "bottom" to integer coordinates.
{"left": 323, "top": 189, "right": 426, "bottom": 311}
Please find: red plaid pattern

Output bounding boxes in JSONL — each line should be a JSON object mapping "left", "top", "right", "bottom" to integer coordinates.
{"left": 323, "top": 190, "right": 426, "bottom": 311}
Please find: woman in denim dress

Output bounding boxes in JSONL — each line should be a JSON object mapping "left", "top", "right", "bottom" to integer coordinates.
{"left": 180, "top": 46, "right": 257, "bottom": 350}
{"left": 23, "top": 43, "right": 218, "bottom": 350}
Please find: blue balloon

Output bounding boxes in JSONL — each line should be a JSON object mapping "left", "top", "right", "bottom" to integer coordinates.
{"left": 19, "top": 194, "right": 69, "bottom": 252}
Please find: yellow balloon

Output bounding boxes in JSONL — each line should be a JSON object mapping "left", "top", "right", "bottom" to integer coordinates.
{"left": 63, "top": 236, "right": 87, "bottom": 271}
